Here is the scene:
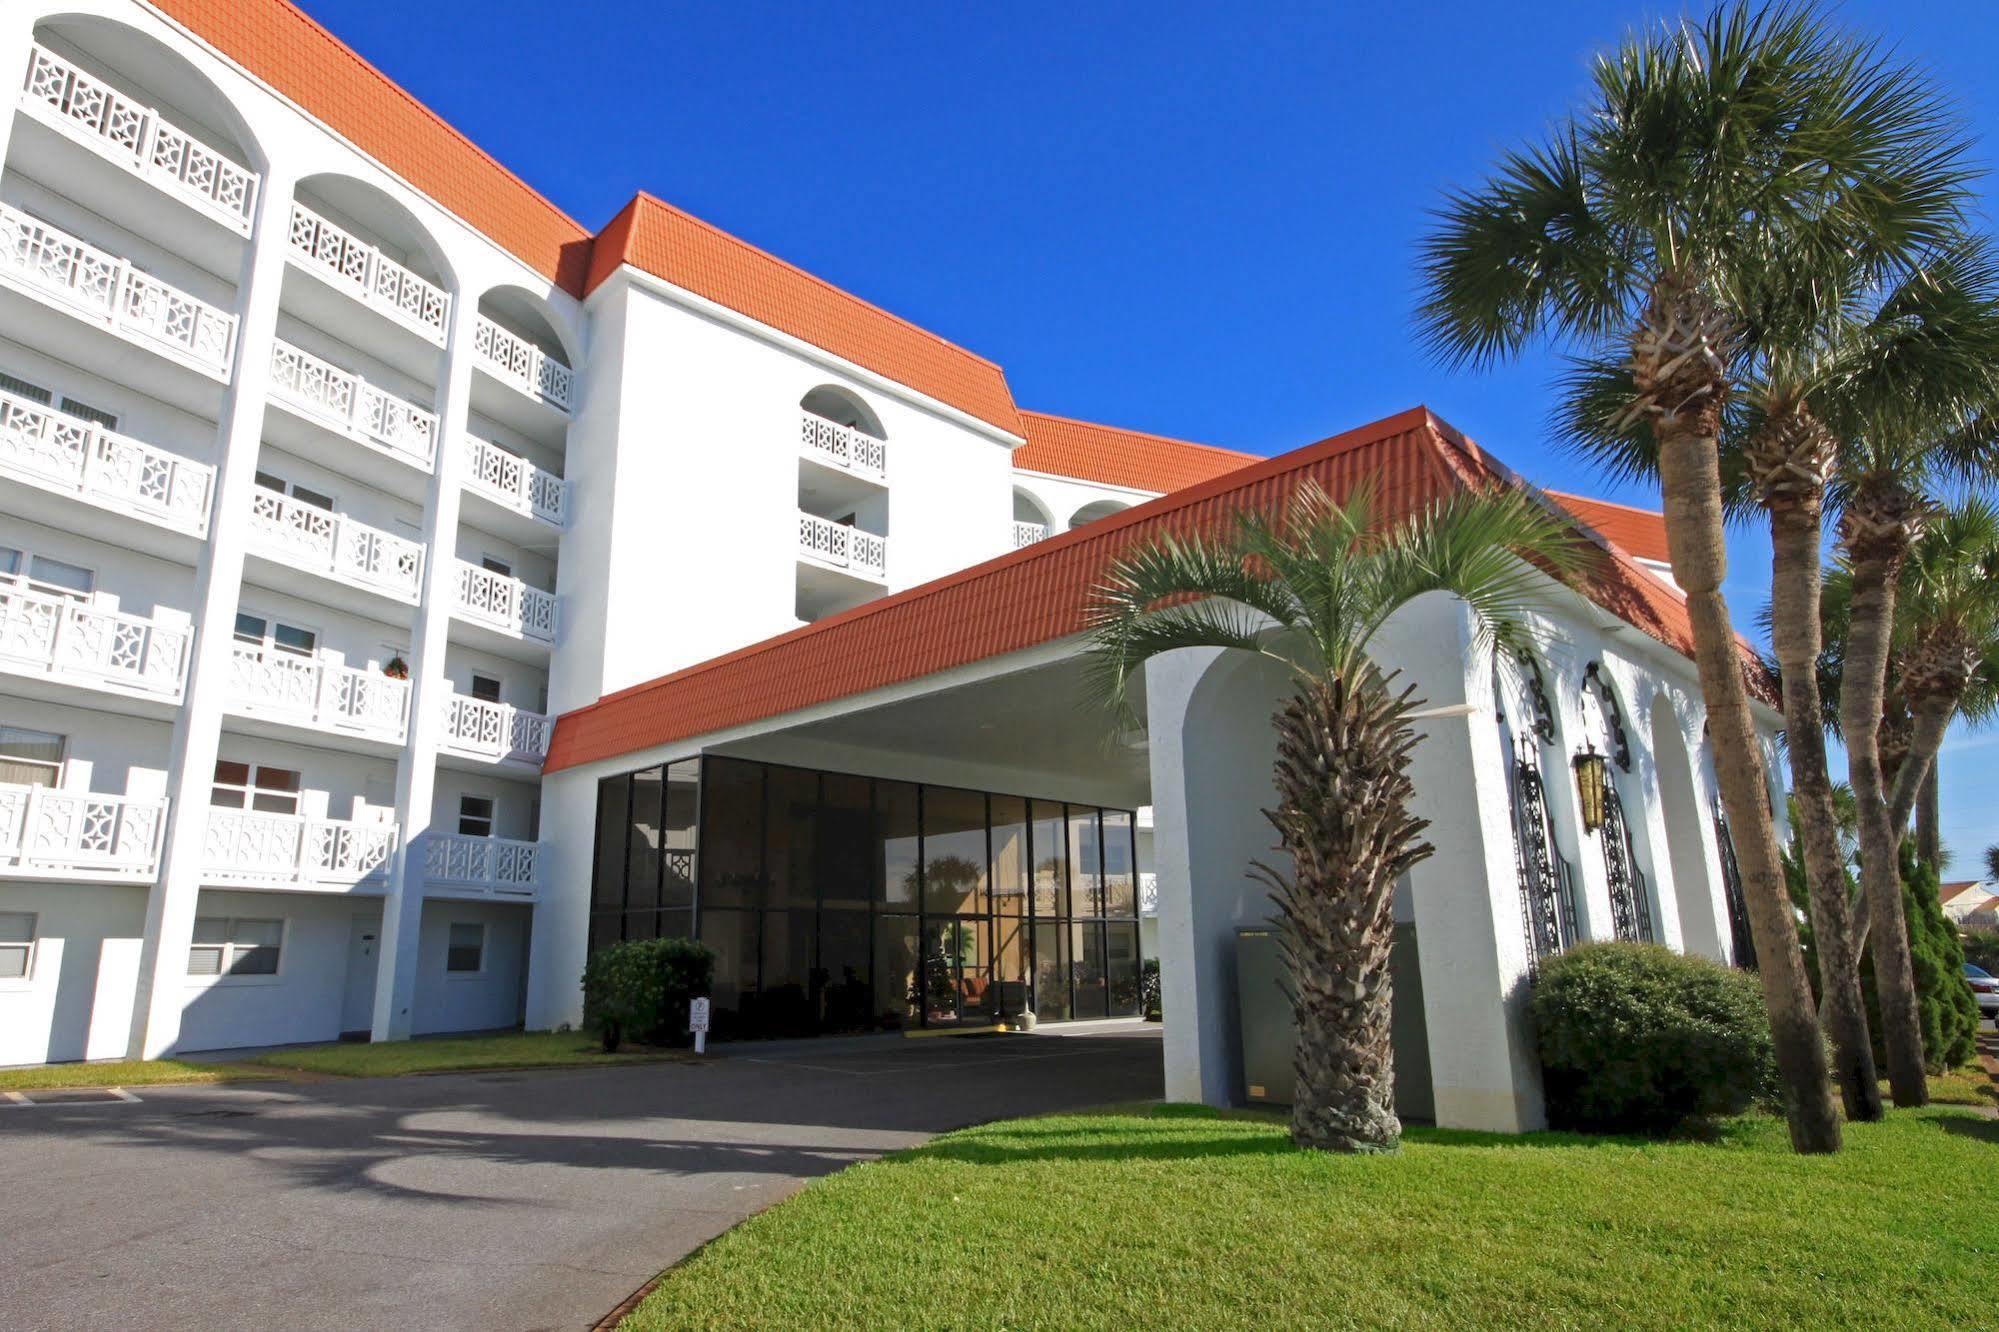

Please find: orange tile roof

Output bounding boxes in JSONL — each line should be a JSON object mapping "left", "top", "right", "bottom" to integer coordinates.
{"left": 1549, "top": 492, "right": 1672, "bottom": 567}
{"left": 586, "top": 194, "right": 1023, "bottom": 435}
{"left": 153, "top": 0, "right": 594, "bottom": 292}
{"left": 1015, "top": 411, "right": 1262, "bottom": 494}
{"left": 548, "top": 408, "right": 1771, "bottom": 772}
{"left": 1939, "top": 880, "right": 1981, "bottom": 905}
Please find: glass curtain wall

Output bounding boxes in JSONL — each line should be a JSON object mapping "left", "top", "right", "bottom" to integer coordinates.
{"left": 588, "top": 755, "right": 1140, "bottom": 1039}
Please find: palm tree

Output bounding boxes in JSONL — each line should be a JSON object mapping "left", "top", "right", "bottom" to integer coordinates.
{"left": 1986, "top": 844, "right": 1999, "bottom": 884}
{"left": 1415, "top": 3, "right": 1973, "bottom": 1153}
{"left": 1085, "top": 482, "right": 1585, "bottom": 1153}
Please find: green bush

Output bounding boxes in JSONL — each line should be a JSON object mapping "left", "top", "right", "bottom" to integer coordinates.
{"left": 1531, "top": 941, "right": 1777, "bottom": 1135}
{"left": 581, "top": 938, "right": 716, "bottom": 1052}
{"left": 1863, "top": 846, "right": 1978, "bottom": 1073}
{"left": 1140, "top": 958, "right": 1162, "bottom": 1022}
{"left": 1961, "top": 928, "right": 1999, "bottom": 975}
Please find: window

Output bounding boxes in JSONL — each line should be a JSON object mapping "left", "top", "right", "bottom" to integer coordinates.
{"left": 210, "top": 761, "right": 302, "bottom": 814}
{"left": 188, "top": 917, "right": 282, "bottom": 977}
{"left": 0, "top": 371, "right": 116, "bottom": 428}
{"left": 481, "top": 554, "right": 512, "bottom": 577}
{"left": 233, "top": 612, "right": 317, "bottom": 656}
{"left": 0, "top": 912, "right": 34, "bottom": 980}
{"left": 458, "top": 795, "right": 494, "bottom": 838}
{"left": 253, "top": 471, "right": 333, "bottom": 510}
{"left": 446, "top": 922, "right": 485, "bottom": 974}
{"left": 469, "top": 673, "right": 502, "bottom": 703}
{"left": 0, "top": 726, "right": 63, "bottom": 787}
{"left": 0, "top": 546, "right": 95, "bottom": 599}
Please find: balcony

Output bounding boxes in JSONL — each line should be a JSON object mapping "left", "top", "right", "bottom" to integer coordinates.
{"left": 247, "top": 487, "right": 424, "bottom": 605}
{"left": 0, "top": 581, "right": 190, "bottom": 703}
{"left": 286, "top": 202, "right": 448, "bottom": 344}
{"left": 0, "top": 202, "right": 237, "bottom": 376}
{"left": 797, "top": 511, "right": 887, "bottom": 581}
{"left": 439, "top": 691, "right": 550, "bottom": 766}
{"left": 461, "top": 436, "right": 567, "bottom": 530}
{"left": 226, "top": 642, "right": 410, "bottom": 745}
{"left": 451, "top": 560, "right": 556, "bottom": 648}
{"left": 0, "top": 384, "right": 213, "bottom": 537}
{"left": 800, "top": 412, "right": 886, "bottom": 483}
{"left": 203, "top": 807, "right": 397, "bottom": 891}
{"left": 473, "top": 315, "right": 571, "bottom": 412}
{"left": 0, "top": 781, "right": 166, "bottom": 881}
{"left": 267, "top": 339, "right": 436, "bottom": 473}
{"left": 20, "top": 45, "right": 258, "bottom": 235}
{"left": 1012, "top": 520, "right": 1050, "bottom": 549}
{"left": 422, "top": 832, "right": 542, "bottom": 900}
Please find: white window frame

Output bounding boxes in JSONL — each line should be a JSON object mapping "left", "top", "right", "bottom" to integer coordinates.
{"left": 445, "top": 921, "right": 486, "bottom": 977}
{"left": 0, "top": 725, "right": 65, "bottom": 788}
{"left": 233, "top": 608, "right": 320, "bottom": 658}
{"left": 479, "top": 553, "right": 513, "bottom": 578}
{"left": 186, "top": 916, "right": 286, "bottom": 984}
{"left": 0, "top": 910, "right": 37, "bottom": 986}
{"left": 0, "top": 369, "right": 118, "bottom": 429}
{"left": 468, "top": 672, "right": 502, "bottom": 704}
{"left": 253, "top": 468, "right": 335, "bottom": 512}
{"left": 458, "top": 794, "right": 495, "bottom": 839}
{"left": 210, "top": 760, "right": 303, "bottom": 815}
{"left": 0, "top": 544, "right": 97, "bottom": 600}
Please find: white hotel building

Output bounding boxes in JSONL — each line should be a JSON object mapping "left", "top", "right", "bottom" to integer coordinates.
{"left": 0, "top": 0, "right": 1777, "bottom": 1132}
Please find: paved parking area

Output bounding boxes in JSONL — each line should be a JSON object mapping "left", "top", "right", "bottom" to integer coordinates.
{"left": 0, "top": 1025, "right": 1162, "bottom": 1331}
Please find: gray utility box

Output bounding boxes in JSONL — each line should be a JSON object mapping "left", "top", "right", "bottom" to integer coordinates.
{"left": 1234, "top": 922, "right": 1435, "bottom": 1121}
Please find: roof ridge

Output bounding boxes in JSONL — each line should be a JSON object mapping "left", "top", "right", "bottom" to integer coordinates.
{"left": 1547, "top": 490, "right": 1665, "bottom": 519}
{"left": 614, "top": 192, "right": 1008, "bottom": 375}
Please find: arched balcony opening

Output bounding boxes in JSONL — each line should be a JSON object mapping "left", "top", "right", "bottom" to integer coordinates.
{"left": 801, "top": 384, "right": 884, "bottom": 440}
{"left": 283, "top": 172, "right": 453, "bottom": 384}
{"left": 471, "top": 285, "right": 574, "bottom": 436}
{"left": 1012, "top": 488, "right": 1054, "bottom": 548}
{"left": 1069, "top": 498, "right": 1130, "bottom": 531}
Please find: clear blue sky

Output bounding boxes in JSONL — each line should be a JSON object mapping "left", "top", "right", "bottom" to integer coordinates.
{"left": 298, "top": 0, "right": 1999, "bottom": 870}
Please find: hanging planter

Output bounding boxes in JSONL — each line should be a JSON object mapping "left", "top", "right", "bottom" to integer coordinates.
{"left": 383, "top": 655, "right": 409, "bottom": 680}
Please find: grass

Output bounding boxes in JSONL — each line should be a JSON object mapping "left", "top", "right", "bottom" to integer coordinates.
{"left": 0, "top": 1031, "right": 690, "bottom": 1090}
{"left": 623, "top": 1076, "right": 1999, "bottom": 1331}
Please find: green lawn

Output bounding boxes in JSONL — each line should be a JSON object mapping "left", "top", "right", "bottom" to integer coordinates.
{"left": 623, "top": 1084, "right": 1999, "bottom": 1331}
{"left": 0, "top": 1031, "right": 689, "bottom": 1090}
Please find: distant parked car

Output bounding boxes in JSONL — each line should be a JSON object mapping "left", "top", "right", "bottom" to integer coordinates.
{"left": 1966, "top": 963, "right": 1999, "bottom": 1017}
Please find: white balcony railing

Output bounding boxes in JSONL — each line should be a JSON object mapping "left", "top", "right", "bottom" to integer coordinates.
{"left": 452, "top": 560, "right": 557, "bottom": 644}
{"left": 0, "top": 385, "right": 213, "bottom": 534}
{"left": 248, "top": 488, "right": 424, "bottom": 602}
{"left": 21, "top": 45, "right": 258, "bottom": 232}
{"left": 0, "top": 781, "right": 166, "bottom": 879}
{"left": 473, "top": 315, "right": 572, "bottom": 412}
{"left": 1140, "top": 873, "right": 1160, "bottom": 918}
{"left": 440, "top": 692, "right": 551, "bottom": 764}
{"left": 797, "top": 511, "right": 887, "bottom": 581}
{"left": 462, "top": 436, "right": 567, "bottom": 528}
{"left": 203, "top": 807, "right": 397, "bottom": 889}
{"left": 227, "top": 642, "right": 410, "bottom": 743}
{"left": 0, "top": 203, "right": 238, "bottom": 373}
{"left": 286, "top": 202, "right": 448, "bottom": 342}
{"left": 267, "top": 339, "right": 437, "bottom": 469}
{"left": 800, "top": 413, "right": 887, "bottom": 481}
{"left": 423, "top": 832, "right": 542, "bottom": 899}
{"left": 0, "top": 580, "right": 190, "bottom": 699}
{"left": 1012, "top": 520, "right": 1050, "bottom": 549}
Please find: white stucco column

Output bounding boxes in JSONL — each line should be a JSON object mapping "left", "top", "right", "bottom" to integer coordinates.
{"left": 369, "top": 295, "right": 476, "bottom": 1040}
{"left": 521, "top": 765, "right": 596, "bottom": 1031}
{"left": 1612, "top": 675, "right": 1688, "bottom": 951}
{"left": 0, "top": 13, "right": 37, "bottom": 170}
{"left": 1372, "top": 595, "right": 1546, "bottom": 1132}
{"left": 127, "top": 168, "right": 295, "bottom": 1058}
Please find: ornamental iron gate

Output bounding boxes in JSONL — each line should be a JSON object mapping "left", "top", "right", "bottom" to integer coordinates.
{"left": 1599, "top": 781, "right": 1654, "bottom": 942}
{"left": 1509, "top": 748, "right": 1578, "bottom": 967}
{"left": 1712, "top": 800, "right": 1756, "bottom": 968}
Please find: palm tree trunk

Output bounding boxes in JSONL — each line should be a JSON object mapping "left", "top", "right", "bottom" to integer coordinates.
{"left": 1654, "top": 420, "right": 1841, "bottom": 1153}
{"left": 1916, "top": 765, "right": 1940, "bottom": 871}
{"left": 1765, "top": 494, "right": 1882, "bottom": 1122}
{"left": 1257, "top": 677, "right": 1430, "bottom": 1154}
{"left": 1837, "top": 495, "right": 1929, "bottom": 1108}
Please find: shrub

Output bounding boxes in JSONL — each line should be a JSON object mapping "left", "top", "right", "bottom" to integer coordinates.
{"left": 581, "top": 937, "right": 716, "bottom": 1052}
{"left": 1140, "top": 958, "right": 1162, "bottom": 1022}
{"left": 1531, "top": 941, "right": 1777, "bottom": 1135}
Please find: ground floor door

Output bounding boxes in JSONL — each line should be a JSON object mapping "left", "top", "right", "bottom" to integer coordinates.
{"left": 339, "top": 913, "right": 380, "bottom": 1037}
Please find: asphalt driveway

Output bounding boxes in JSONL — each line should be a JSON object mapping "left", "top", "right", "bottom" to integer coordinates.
{"left": 0, "top": 1024, "right": 1162, "bottom": 1331}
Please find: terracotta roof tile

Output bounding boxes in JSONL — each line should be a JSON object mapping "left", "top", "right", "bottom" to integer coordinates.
{"left": 1015, "top": 411, "right": 1261, "bottom": 494}
{"left": 1549, "top": 492, "right": 1672, "bottom": 566}
{"left": 549, "top": 408, "right": 1767, "bottom": 772}
{"left": 586, "top": 194, "right": 1022, "bottom": 435}
{"left": 153, "top": 0, "right": 594, "bottom": 292}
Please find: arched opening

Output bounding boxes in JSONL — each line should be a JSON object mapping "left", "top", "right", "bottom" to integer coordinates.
{"left": 30, "top": 15, "right": 263, "bottom": 170}
{"left": 1651, "top": 695, "right": 1724, "bottom": 961}
{"left": 800, "top": 384, "right": 885, "bottom": 440}
{"left": 1580, "top": 664, "right": 1655, "bottom": 942}
{"left": 1012, "top": 488, "right": 1053, "bottom": 546}
{"left": 473, "top": 284, "right": 575, "bottom": 430}
{"left": 1069, "top": 498, "right": 1130, "bottom": 530}
{"left": 293, "top": 172, "right": 451, "bottom": 291}
{"left": 1495, "top": 654, "right": 1579, "bottom": 964}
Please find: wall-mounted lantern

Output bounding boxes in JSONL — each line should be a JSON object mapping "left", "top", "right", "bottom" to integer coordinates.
{"left": 1574, "top": 744, "right": 1610, "bottom": 834}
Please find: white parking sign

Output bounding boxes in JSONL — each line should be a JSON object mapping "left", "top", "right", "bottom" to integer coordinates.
{"left": 689, "top": 997, "right": 711, "bottom": 1033}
